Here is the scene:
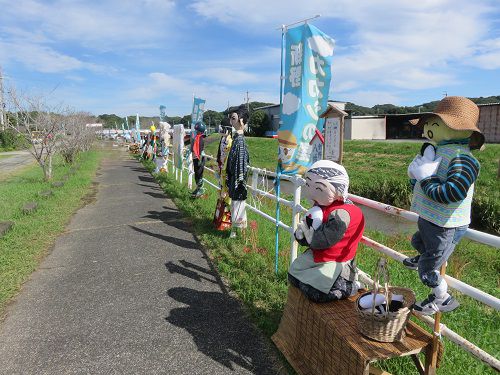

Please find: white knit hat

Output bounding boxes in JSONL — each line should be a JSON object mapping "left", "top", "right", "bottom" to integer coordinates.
{"left": 306, "top": 160, "right": 349, "bottom": 200}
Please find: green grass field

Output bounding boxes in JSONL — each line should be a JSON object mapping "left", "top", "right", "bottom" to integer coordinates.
{"left": 206, "top": 136, "right": 500, "bottom": 234}
{"left": 146, "top": 139, "right": 499, "bottom": 374}
{"left": 0, "top": 150, "right": 105, "bottom": 316}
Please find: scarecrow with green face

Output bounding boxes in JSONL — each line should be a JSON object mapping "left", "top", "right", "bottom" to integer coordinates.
{"left": 405, "top": 96, "right": 484, "bottom": 315}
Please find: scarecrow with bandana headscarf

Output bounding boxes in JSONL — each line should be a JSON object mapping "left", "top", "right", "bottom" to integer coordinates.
{"left": 289, "top": 160, "right": 365, "bottom": 303}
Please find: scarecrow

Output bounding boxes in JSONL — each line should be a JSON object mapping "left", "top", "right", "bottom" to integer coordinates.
{"left": 190, "top": 122, "right": 207, "bottom": 198}
{"left": 226, "top": 106, "right": 250, "bottom": 238}
{"left": 213, "top": 124, "right": 233, "bottom": 230}
{"left": 405, "top": 96, "right": 484, "bottom": 315}
{"left": 289, "top": 160, "right": 365, "bottom": 303}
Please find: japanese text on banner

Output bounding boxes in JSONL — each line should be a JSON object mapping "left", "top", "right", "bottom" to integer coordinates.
{"left": 278, "top": 23, "right": 334, "bottom": 175}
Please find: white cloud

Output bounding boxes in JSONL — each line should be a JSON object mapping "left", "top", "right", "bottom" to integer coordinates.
{"left": 126, "top": 72, "right": 279, "bottom": 115}
{"left": 282, "top": 92, "right": 300, "bottom": 115}
{"left": 307, "top": 35, "right": 334, "bottom": 57}
{"left": 337, "top": 90, "right": 402, "bottom": 107}
{"left": 191, "top": 0, "right": 499, "bottom": 96}
{"left": 0, "top": 0, "right": 178, "bottom": 50}
{"left": 466, "top": 38, "right": 500, "bottom": 69}
{"left": 191, "top": 68, "right": 261, "bottom": 85}
{"left": 0, "top": 39, "right": 112, "bottom": 74}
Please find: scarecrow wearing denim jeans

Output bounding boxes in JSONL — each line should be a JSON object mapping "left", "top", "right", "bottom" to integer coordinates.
{"left": 405, "top": 96, "right": 484, "bottom": 315}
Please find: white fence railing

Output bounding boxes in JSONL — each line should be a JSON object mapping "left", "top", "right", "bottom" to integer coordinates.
{"left": 159, "top": 151, "right": 500, "bottom": 372}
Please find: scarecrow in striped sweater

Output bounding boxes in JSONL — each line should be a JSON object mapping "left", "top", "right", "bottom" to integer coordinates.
{"left": 405, "top": 96, "right": 484, "bottom": 315}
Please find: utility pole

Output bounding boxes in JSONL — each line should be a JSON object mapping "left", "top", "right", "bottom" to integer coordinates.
{"left": 245, "top": 90, "right": 250, "bottom": 113}
{"left": 0, "top": 66, "right": 5, "bottom": 131}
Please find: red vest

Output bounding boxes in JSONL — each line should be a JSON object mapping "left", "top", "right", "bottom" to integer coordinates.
{"left": 312, "top": 201, "right": 365, "bottom": 263}
{"left": 193, "top": 134, "right": 202, "bottom": 159}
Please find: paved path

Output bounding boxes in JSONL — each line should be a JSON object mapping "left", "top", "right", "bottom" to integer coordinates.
{"left": 0, "top": 149, "right": 282, "bottom": 374}
{"left": 0, "top": 150, "right": 34, "bottom": 178}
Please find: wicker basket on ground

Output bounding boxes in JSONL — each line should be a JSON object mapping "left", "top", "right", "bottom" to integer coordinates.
{"left": 356, "top": 258, "right": 415, "bottom": 343}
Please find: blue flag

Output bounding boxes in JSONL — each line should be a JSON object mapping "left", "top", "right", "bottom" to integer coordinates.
{"left": 190, "top": 97, "right": 205, "bottom": 131}
{"left": 159, "top": 105, "right": 167, "bottom": 121}
{"left": 278, "top": 23, "right": 334, "bottom": 175}
{"left": 135, "top": 114, "right": 141, "bottom": 143}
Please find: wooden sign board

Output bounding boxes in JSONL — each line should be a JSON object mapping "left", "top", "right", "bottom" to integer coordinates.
{"left": 324, "top": 116, "right": 343, "bottom": 163}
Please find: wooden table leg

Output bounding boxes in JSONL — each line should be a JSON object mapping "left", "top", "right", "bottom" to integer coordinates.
{"left": 424, "top": 343, "right": 437, "bottom": 375}
{"left": 411, "top": 354, "right": 425, "bottom": 375}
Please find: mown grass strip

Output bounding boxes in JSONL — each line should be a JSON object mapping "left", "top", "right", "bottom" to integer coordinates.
{"left": 0, "top": 150, "right": 105, "bottom": 315}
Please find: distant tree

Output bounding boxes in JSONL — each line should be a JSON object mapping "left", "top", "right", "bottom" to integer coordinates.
{"left": 249, "top": 101, "right": 275, "bottom": 111}
{"left": 59, "top": 110, "right": 96, "bottom": 164}
{"left": 248, "top": 110, "right": 269, "bottom": 137}
{"left": 97, "top": 114, "right": 122, "bottom": 129}
{"left": 203, "top": 110, "right": 224, "bottom": 128}
{"left": 167, "top": 116, "right": 182, "bottom": 125}
{"left": 6, "top": 88, "right": 63, "bottom": 180}
{"left": 181, "top": 115, "right": 191, "bottom": 127}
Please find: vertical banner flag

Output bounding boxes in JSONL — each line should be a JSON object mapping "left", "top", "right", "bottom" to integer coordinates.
{"left": 135, "top": 114, "right": 141, "bottom": 144}
{"left": 125, "top": 116, "right": 129, "bottom": 130}
{"left": 173, "top": 124, "right": 185, "bottom": 169}
{"left": 159, "top": 105, "right": 167, "bottom": 122}
{"left": 277, "top": 23, "right": 334, "bottom": 175}
{"left": 190, "top": 97, "right": 206, "bottom": 131}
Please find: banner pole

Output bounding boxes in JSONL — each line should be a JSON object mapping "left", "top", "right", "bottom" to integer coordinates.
{"left": 274, "top": 15, "right": 322, "bottom": 275}
{"left": 274, "top": 23, "right": 287, "bottom": 275}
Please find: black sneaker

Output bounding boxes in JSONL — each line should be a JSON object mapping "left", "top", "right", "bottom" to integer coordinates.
{"left": 413, "top": 293, "right": 460, "bottom": 315}
{"left": 403, "top": 255, "right": 420, "bottom": 270}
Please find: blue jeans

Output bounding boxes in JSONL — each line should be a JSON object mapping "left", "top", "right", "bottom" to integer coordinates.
{"left": 411, "top": 218, "right": 468, "bottom": 288}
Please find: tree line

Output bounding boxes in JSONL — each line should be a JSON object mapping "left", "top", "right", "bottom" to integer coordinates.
{"left": 97, "top": 95, "right": 500, "bottom": 134}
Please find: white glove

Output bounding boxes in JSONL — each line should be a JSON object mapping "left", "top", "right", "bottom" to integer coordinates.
{"left": 294, "top": 226, "right": 305, "bottom": 241}
{"left": 298, "top": 220, "right": 314, "bottom": 244}
{"left": 408, "top": 155, "right": 442, "bottom": 181}
{"left": 407, "top": 155, "right": 419, "bottom": 179}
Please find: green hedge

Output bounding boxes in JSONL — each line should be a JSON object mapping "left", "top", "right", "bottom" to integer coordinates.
{"left": 0, "top": 130, "right": 26, "bottom": 151}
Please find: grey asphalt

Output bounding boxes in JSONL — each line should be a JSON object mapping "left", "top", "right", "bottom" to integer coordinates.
{"left": 0, "top": 150, "right": 34, "bottom": 178}
{"left": 0, "top": 149, "right": 284, "bottom": 374}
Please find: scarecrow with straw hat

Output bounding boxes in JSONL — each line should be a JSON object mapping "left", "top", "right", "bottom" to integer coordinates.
{"left": 405, "top": 96, "right": 484, "bottom": 315}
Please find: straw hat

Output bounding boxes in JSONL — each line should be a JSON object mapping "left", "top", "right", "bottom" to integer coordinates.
{"left": 409, "top": 96, "right": 484, "bottom": 150}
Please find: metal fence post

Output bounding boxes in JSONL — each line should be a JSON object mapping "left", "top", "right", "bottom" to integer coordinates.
{"left": 187, "top": 156, "right": 193, "bottom": 190}
{"left": 251, "top": 168, "right": 259, "bottom": 197}
{"left": 290, "top": 176, "right": 302, "bottom": 264}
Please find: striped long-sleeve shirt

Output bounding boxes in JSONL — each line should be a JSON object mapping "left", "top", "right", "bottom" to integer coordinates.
{"left": 420, "top": 154, "right": 480, "bottom": 204}
{"left": 410, "top": 141, "right": 480, "bottom": 228}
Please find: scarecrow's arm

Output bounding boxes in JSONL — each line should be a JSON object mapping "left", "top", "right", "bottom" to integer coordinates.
{"left": 309, "top": 209, "right": 349, "bottom": 250}
{"left": 420, "top": 154, "right": 480, "bottom": 203}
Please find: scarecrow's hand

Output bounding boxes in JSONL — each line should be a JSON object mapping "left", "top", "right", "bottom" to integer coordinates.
{"left": 300, "top": 221, "right": 315, "bottom": 244}
{"left": 410, "top": 156, "right": 443, "bottom": 181}
{"left": 407, "top": 154, "right": 420, "bottom": 179}
{"left": 294, "top": 221, "right": 314, "bottom": 246}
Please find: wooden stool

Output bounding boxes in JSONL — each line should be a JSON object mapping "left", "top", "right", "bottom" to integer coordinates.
{"left": 272, "top": 285, "right": 442, "bottom": 375}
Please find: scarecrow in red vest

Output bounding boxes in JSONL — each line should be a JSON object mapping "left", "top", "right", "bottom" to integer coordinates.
{"left": 190, "top": 122, "right": 206, "bottom": 198}
{"left": 289, "top": 160, "right": 365, "bottom": 302}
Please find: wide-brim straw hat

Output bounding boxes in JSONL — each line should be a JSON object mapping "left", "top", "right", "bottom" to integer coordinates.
{"left": 409, "top": 96, "right": 484, "bottom": 150}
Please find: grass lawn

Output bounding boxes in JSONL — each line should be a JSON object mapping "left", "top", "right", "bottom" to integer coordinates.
{"left": 206, "top": 136, "right": 500, "bottom": 234}
{"left": 0, "top": 150, "right": 105, "bottom": 316}
{"left": 142, "top": 151, "right": 499, "bottom": 375}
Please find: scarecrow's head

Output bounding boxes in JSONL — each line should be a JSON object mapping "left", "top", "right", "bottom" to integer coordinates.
{"left": 410, "top": 96, "right": 484, "bottom": 149}
{"left": 304, "top": 160, "right": 349, "bottom": 207}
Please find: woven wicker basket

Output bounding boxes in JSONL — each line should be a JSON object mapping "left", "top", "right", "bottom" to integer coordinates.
{"left": 356, "top": 259, "right": 415, "bottom": 343}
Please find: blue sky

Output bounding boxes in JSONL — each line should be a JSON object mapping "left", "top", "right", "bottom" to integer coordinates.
{"left": 1, "top": 0, "right": 499, "bottom": 117}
